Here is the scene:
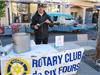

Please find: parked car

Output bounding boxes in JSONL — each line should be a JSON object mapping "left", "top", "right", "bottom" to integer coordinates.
{"left": 47, "top": 12, "right": 79, "bottom": 32}
{"left": 48, "top": 12, "right": 96, "bottom": 32}
{"left": 47, "top": 12, "right": 78, "bottom": 26}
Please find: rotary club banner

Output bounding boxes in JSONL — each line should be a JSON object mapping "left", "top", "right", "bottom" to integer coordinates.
{"left": 0, "top": 48, "right": 84, "bottom": 75}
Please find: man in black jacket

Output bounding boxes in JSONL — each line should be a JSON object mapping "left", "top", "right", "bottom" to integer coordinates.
{"left": 31, "top": 3, "right": 53, "bottom": 44}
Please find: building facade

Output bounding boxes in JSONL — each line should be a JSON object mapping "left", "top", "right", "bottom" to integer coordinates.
{"left": 5, "top": 0, "right": 100, "bottom": 25}
{"left": 62, "top": 0, "right": 100, "bottom": 24}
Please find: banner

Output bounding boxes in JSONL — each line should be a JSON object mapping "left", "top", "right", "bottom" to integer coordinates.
{"left": 1, "top": 48, "right": 84, "bottom": 75}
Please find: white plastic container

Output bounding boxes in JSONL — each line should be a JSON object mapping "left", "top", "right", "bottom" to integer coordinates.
{"left": 12, "top": 33, "right": 30, "bottom": 53}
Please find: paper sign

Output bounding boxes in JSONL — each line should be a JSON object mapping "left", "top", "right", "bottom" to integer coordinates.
{"left": 55, "top": 35, "right": 64, "bottom": 47}
{"left": 77, "top": 34, "right": 88, "bottom": 41}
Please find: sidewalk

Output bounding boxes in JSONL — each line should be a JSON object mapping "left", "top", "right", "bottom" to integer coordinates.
{"left": 77, "top": 62, "right": 100, "bottom": 75}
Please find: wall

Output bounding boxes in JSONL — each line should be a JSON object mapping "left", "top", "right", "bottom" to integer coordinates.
{"left": 30, "top": 4, "right": 37, "bottom": 14}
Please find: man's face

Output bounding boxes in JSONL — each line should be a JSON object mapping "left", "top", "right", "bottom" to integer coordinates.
{"left": 37, "top": 6, "right": 45, "bottom": 14}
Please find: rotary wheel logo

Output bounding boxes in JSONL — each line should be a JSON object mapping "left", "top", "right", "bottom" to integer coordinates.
{"left": 4, "top": 58, "right": 30, "bottom": 75}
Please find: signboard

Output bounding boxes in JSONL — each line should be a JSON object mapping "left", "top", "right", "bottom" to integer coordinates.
{"left": 55, "top": 35, "right": 64, "bottom": 47}
{"left": 1, "top": 48, "right": 84, "bottom": 75}
{"left": 96, "top": 5, "right": 100, "bottom": 9}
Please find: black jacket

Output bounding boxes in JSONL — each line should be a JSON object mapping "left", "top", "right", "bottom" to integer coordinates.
{"left": 30, "top": 11, "right": 53, "bottom": 39}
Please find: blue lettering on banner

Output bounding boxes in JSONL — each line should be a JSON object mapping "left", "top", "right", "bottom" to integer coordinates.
{"left": 58, "top": 63, "right": 80, "bottom": 74}
{"left": 52, "top": 56, "right": 57, "bottom": 65}
{"left": 32, "top": 59, "right": 38, "bottom": 67}
{"left": 65, "top": 51, "right": 82, "bottom": 63}
{"left": 32, "top": 51, "right": 82, "bottom": 67}
{"left": 32, "top": 55, "right": 63, "bottom": 67}
{"left": 38, "top": 58, "right": 42, "bottom": 67}
{"left": 31, "top": 50, "right": 83, "bottom": 75}
{"left": 47, "top": 57, "right": 52, "bottom": 66}
{"left": 33, "top": 70, "right": 42, "bottom": 75}
{"left": 44, "top": 69, "right": 56, "bottom": 75}
{"left": 42, "top": 57, "right": 47, "bottom": 66}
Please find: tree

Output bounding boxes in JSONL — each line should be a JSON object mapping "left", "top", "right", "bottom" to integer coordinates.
{"left": 0, "top": 0, "right": 6, "bottom": 18}
{"left": 96, "top": 10, "right": 100, "bottom": 60}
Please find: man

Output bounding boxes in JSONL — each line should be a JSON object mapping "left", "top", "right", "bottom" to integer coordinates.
{"left": 30, "top": 3, "right": 53, "bottom": 44}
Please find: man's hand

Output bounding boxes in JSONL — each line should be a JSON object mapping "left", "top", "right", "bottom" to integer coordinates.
{"left": 45, "top": 19, "right": 51, "bottom": 24}
{"left": 34, "top": 25, "right": 38, "bottom": 30}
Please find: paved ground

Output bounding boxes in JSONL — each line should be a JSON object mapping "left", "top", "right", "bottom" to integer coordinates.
{"left": 77, "top": 62, "right": 100, "bottom": 75}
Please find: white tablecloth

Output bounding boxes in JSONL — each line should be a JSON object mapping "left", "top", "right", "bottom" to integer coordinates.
{"left": 0, "top": 41, "right": 81, "bottom": 58}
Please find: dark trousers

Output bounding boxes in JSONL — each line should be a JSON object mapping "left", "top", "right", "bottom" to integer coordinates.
{"left": 35, "top": 37, "right": 48, "bottom": 45}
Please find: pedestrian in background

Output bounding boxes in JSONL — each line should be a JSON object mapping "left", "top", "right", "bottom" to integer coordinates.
{"left": 31, "top": 3, "right": 53, "bottom": 44}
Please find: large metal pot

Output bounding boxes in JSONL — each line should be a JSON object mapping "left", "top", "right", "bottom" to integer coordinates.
{"left": 12, "top": 33, "right": 30, "bottom": 53}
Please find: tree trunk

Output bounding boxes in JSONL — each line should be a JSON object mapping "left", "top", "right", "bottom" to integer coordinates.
{"left": 96, "top": 34, "right": 100, "bottom": 59}
{"left": 96, "top": 10, "right": 100, "bottom": 60}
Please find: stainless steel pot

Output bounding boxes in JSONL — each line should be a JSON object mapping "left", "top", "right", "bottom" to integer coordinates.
{"left": 12, "top": 33, "right": 30, "bottom": 53}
